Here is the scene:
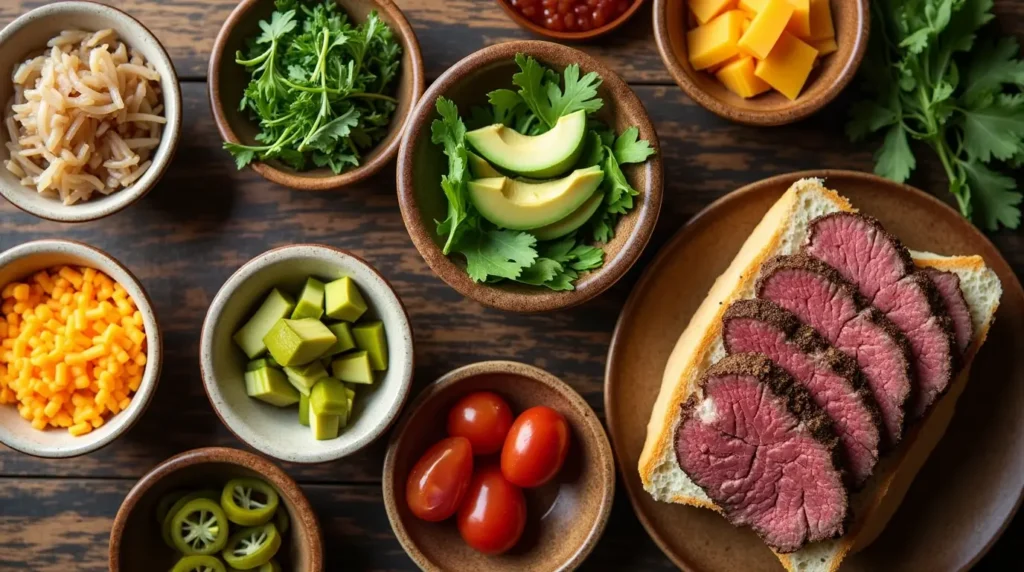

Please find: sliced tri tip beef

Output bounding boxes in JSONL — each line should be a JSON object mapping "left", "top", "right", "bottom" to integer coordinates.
{"left": 757, "top": 254, "right": 912, "bottom": 447}
{"left": 675, "top": 353, "right": 848, "bottom": 553}
{"left": 922, "top": 268, "right": 973, "bottom": 355}
{"left": 722, "top": 299, "right": 881, "bottom": 487}
{"left": 805, "top": 213, "right": 958, "bottom": 418}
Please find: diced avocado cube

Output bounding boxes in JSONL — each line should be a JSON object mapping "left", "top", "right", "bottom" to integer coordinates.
{"left": 310, "top": 378, "right": 349, "bottom": 416}
{"left": 290, "top": 277, "right": 326, "bottom": 320}
{"left": 322, "top": 322, "right": 356, "bottom": 357}
{"left": 244, "top": 367, "right": 300, "bottom": 407}
{"left": 233, "top": 289, "right": 296, "bottom": 359}
{"left": 309, "top": 400, "right": 340, "bottom": 440}
{"left": 245, "top": 358, "right": 276, "bottom": 372}
{"left": 331, "top": 351, "right": 374, "bottom": 384}
{"left": 324, "top": 277, "right": 367, "bottom": 322}
{"left": 352, "top": 321, "right": 388, "bottom": 371}
{"left": 283, "top": 361, "right": 329, "bottom": 396}
{"left": 263, "top": 318, "right": 337, "bottom": 366}
{"left": 298, "top": 393, "right": 310, "bottom": 426}
{"left": 345, "top": 386, "right": 355, "bottom": 419}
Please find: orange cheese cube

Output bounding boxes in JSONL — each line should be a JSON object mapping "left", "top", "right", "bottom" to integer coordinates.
{"left": 708, "top": 54, "right": 742, "bottom": 74}
{"left": 738, "top": 0, "right": 768, "bottom": 14}
{"left": 785, "top": 0, "right": 811, "bottom": 38}
{"left": 808, "top": 0, "right": 835, "bottom": 40}
{"left": 715, "top": 56, "right": 772, "bottom": 98}
{"left": 738, "top": 0, "right": 794, "bottom": 59}
{"left": 687, "top": 10, "right": 746, "bottom": 71}
{"left": 689, "top": 0, "right": 738, "bottom": 24}
{"left": 754, "top": 31, "right": 819, "bottom": 99}
{"left": 811, "top": 36, "right": 838, "bottom": 56}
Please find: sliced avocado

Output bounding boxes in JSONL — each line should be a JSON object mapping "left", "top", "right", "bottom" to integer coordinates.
{"left": 467, "top": 151, "right": 503, "bottom": 178}
{"left": 244, "top": 367, "right": 300, "bottom": 407}
{"left": 324, "top": 277, "right": 367, "bottom": 322}
{"left": 290, "top": 277, "right": 325, "bottom": 320}
{"left": 532, "top": 190, "right": 605, "bottom": 241}
{"left": 310, "top": 378, "right": 349, "bottom": 417}
{"left": 352, "top": 321, "right": 388, "bottom": 371}
{"left": 298, "top": 393, "right": 310, "bottom": 426}
{"left": 282, "top": 360, "right": 329, "bottom": 396}
{"left": 468, "top": 166, "right": 604, "bottom": 230}
{"left": 331, "top": 351, "right": 374, "bottom": 384}
{"left": 466, "top": 110, "right": 586, "bottom": 178}
{"left": 322, "top": 322, "right": 356, "bottom": 356}
{"left": 263, "top": 318, "right": 337, "bottom": 366}
{"left": 308, "top": 400, "right": 340, "bottom": 440}
{"left": 233, "top": 289, "right": 295, "bottom": 359}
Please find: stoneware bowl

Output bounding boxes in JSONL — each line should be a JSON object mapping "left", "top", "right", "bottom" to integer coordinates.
{"left": 383, "top": 361, "right": 615, "bottom": 572}
{"left": 495, "top": 0, "right": 647, "bottom": 41}
{"left": 396, "top": 41, "right": 663, "bottom": 313}
{"left": 0, "top": 1, "right": 182, "bottom": 222}
{"left": 209, "top": 0, "right": 425, "bottom": 191}
{"left": 110, "top": 447, "right": 324, "bottom": 571}
{"left": 0, "top": 239, "right": 163, "bottom": 457}
{"left": 653, "top": 0, "right": 869, "bottom": 125}
{"left": 200, "top": 244, "right": 414, "bottom": 464}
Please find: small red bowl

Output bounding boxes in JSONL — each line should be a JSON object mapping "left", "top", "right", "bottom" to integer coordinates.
{"left": 495, "top": 0, "right": 647, "bottom": 41}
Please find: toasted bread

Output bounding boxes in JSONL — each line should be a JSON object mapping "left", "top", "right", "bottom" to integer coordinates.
{"left": 638, "top": 178, "right": 1002, "bottom": 571}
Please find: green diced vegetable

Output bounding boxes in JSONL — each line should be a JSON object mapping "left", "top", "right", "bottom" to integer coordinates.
{"left": 282, "top": 361, "right": 329, "bottom": 396}
{"left": 322, "top": 322, "right": 356, "bottom": 356}
{"left": 290, "top": 277, "right": 325, "bottom": 320}
{"left": 298, "top": 393, "right": 310, "bottom": 426}
{"left": 352, "top": 321, "right": 388, "bottom": 371}
{"left": 331, "top": 351, "right": 374, "bottom": 384}
{"left": 324, "top": 277, "right": 367, "bottom": 322}
{"left": 244, "top": 367, "right": 300, "bottom": 407}
{"left": 310, "top": 378, "right": 348, "bottom": 416}
{"left": 233, "top": 289, "right": 295, "bottom": 359}
{"left": 309, "top": 399, "right": 340, "bottom": 440}
{"left": 263, "top": 318, "right": 336, "bottom": 366}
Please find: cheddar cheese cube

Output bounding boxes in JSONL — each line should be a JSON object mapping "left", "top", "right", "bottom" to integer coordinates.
{"left": 687, "top": 10, "right": 747, "bottom": 70}
{"left": 811, "top": 36, "right": 838, "bottom": 56}
{"left": 715, "top": 56, "right": 772, "bottom": 98}
{"left": 808, "top": 0, "right": 835, "bottom": 40}
{"left": 754, "top": 31, "right": 819, "bottom": 99}
{"left": 738, "top": 0, "right": 794, "bottom": 59}
{"left": 689, "top": 0, "right": 738, "bottom": 24}
{"left": 785, "top": 0, "right": 811, "bottom": 38}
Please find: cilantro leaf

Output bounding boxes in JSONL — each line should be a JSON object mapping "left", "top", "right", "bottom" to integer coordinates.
{"left": 873, "top": 123, "right": 916, "bottom": 183}
{"left": 455, "top": 229, "right": 538, "bottom": 282}
{"left": 613, "top": 127, "right": 656, "bottom": 164}
{"left": 961, "top": 94, "right": 1024, "bottom": 162}
{"left": 512, "top": 54, "right": 602, "bottom": 129}
{"left": 431, "top": 97, "right": 469, "bottom": 254}
{"left": 223, "top": 143, "right": 257, "bottom": 169}
{"left": 568, "top": 244, "right": 604, "bottom": 271}
{"left": 517, "top": 258, "right": 564, "bottom": 286}
{"left": 846, "top": 99, "right": 899, "bottom": 141}
{"left": 961, "top": 157, "right": 1023, "bottom": 230}
{"left": 962, "top": 37, "right": 1024, "bottom": 105}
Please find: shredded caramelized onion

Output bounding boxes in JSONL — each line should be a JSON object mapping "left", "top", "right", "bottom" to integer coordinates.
{"left": 4, "top": 29, "right": 165, "bottom": 205}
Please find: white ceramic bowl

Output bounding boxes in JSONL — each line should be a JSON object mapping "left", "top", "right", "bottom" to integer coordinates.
{"left": 200, "top": 244, "right": 415, "bottom": 464}
{"left": 0, "top": 239, "right": 163, "bottom": 457}
{"left": 0, "top": 2, "right": 182, "bottom": 222}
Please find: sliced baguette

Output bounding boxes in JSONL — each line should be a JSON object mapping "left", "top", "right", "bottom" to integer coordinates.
{"left": 638, "top": 178, "right": 1002, "bottom": 571}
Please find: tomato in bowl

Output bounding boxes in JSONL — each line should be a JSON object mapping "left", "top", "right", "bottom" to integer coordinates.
{"left": 496, "top": 0, "right": 647, "bottom": 41}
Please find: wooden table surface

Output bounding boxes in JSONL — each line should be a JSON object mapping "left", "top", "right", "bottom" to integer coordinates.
{"left": 1, "top": 1, "right": 1022, "bottom": 570}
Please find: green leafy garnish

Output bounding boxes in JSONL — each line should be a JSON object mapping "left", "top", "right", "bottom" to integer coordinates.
{"left": 846, "top": 0, "right": 1023, "bottom": 230}
{"left": 224, "top": 0, "right": 402, "bottom": 174}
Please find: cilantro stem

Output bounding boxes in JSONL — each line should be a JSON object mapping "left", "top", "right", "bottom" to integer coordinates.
{"left": 349, "top": 92, "right": 398, "bottom": 103}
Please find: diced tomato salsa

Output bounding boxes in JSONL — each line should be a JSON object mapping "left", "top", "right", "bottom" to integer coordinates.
{"left": 509, "top": 0, "right": 634, "bottom": 33}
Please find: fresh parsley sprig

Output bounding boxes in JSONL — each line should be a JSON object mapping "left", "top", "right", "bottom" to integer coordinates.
{"left": 847, "top": 0, "right": 1023, "bottom": 230}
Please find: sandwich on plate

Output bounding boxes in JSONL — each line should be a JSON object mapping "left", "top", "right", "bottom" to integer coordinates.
{"left": 639, "top": 178, "right": 1002, "bottom": 571}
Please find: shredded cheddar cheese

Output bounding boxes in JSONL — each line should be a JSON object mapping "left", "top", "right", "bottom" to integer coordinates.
{"left": 0, "top": 266, "right": 146, "bottom": 436}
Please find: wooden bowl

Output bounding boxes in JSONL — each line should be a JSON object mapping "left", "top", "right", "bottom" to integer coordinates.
{"left": 209, "top": 0, "right": 424, "bottom": 191}
{"left": 110, "top": 447, "right": 323, "bottom": 572}
{"left": 0, "top": 239, "right": 163, "bottom": 458}
{"left": 396, "top": 41, "right": 663, "bottom": 313}
{"left": 0, "top": 1, "right": 182, "bottom": 222}
{"left": 199, "top": 244, "right": 414, "bottom": 464}
{"left": 383, "top": 361, "right": 615, "bottom": 571}
{"left": 653, "top": 0, "right": 869, "bottom": 125}
{"left": 494, "top": 0, "right": 647, "bottom": 42}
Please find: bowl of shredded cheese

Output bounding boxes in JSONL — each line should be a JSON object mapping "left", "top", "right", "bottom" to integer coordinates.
{"left": 0, "top": 239, "right": 162, "bottom": 458}
{"left": 0, "top": 1, "right": 181, "bottom": 222}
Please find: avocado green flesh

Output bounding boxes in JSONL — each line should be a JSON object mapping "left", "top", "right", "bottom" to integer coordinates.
{"left": 467, "top": 166, "right": 604, "bottom": 230}
{"left": 467, "top": 151, "right": 503, "bottom": 178}
{"left": 531, "top": 190, "right": 605, "bottom": 241}
{"left": 466, "top": 110, "right": 586, "bottom": 178}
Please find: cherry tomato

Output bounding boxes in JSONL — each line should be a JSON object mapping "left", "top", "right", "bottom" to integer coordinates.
{"left": 447, "top": 391, "right": 514, "bottom": 455}
{"left": 501, "top": 406, "right": 570, "bottom": 488}
{"left": 406, "top": 437, "right": 473, "bottom": 522}
{"left": 456, "top": 464, "right": 527, "bottom": 555}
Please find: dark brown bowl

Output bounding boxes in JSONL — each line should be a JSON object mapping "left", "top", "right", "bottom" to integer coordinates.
{"left": 396, "top": 41, "right": 663, "bottom": 313}
{"left": 110, "top": 447, "right": 323, "bottom": 572}
{"left": 653, "top": 0, "right": 869, "bottom": 126}
{"left": 209, "top": 0, "right": 424, "bottom": 190}
{"left": 383, "top": 361, "right": 615, "bottom": 571}
{"left": 495, "top": 0, "right": 647, "bottom": 41}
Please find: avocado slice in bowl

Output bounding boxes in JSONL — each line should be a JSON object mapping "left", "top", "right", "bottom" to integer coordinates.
{"left": 467, "top": 151, "right": 503, "bottom": 178}
{"left": 531, "top": 191, "right": 605, "bottom": 241}
{"left": 467, "top": 165, "right": 604, "bottom": 230}
{"left": 465, "top": 110, "right": 586, "bottom": 179}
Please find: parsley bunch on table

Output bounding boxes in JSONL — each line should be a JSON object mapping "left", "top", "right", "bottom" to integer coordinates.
{"left": 847, "top": 0, "right": 1024, "bottom": 230}
{"left": 224, "top": 0, "right": 401, "bottom": 174}
{"left": 432, "top": 55, "right": 655, "bottom": 291}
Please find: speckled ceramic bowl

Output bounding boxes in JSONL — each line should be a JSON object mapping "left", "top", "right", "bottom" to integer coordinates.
{"left": 0, "top": 1, "right": 182, "bottom": 222}
{"left": 110, "top": 447, "right": 324, "bottom": 572}
{"left": 0, "top": 239, "right": 163, "bottom": 458}
{"left": 200, "top": 244, "right": 414, "bottom": 464}
{"left": 383, "top": 361, "right": 615, "bottom": 572}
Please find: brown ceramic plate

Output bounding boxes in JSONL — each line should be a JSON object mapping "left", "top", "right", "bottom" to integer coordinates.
{"left": 605, "top": 171, "right": 1024, "bottom": 570}
{"left": 494, "top": 0, "right": 647, "bottom": 42}
{"left": 397, "top": 41, "right": 663, "bottom": 313}
{"left": 653, "top": 0, "right": 869, "bottom": 125}
{"left": 383, "top": 361, "right": 615, "bottom": 571}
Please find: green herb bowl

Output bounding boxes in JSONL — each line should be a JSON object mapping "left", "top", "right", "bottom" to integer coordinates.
{"left": 208, "top": 0, "right": 424, "bottom": 191}
{"left": 395, "top": 41, "right": 664, "bottom": 313}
